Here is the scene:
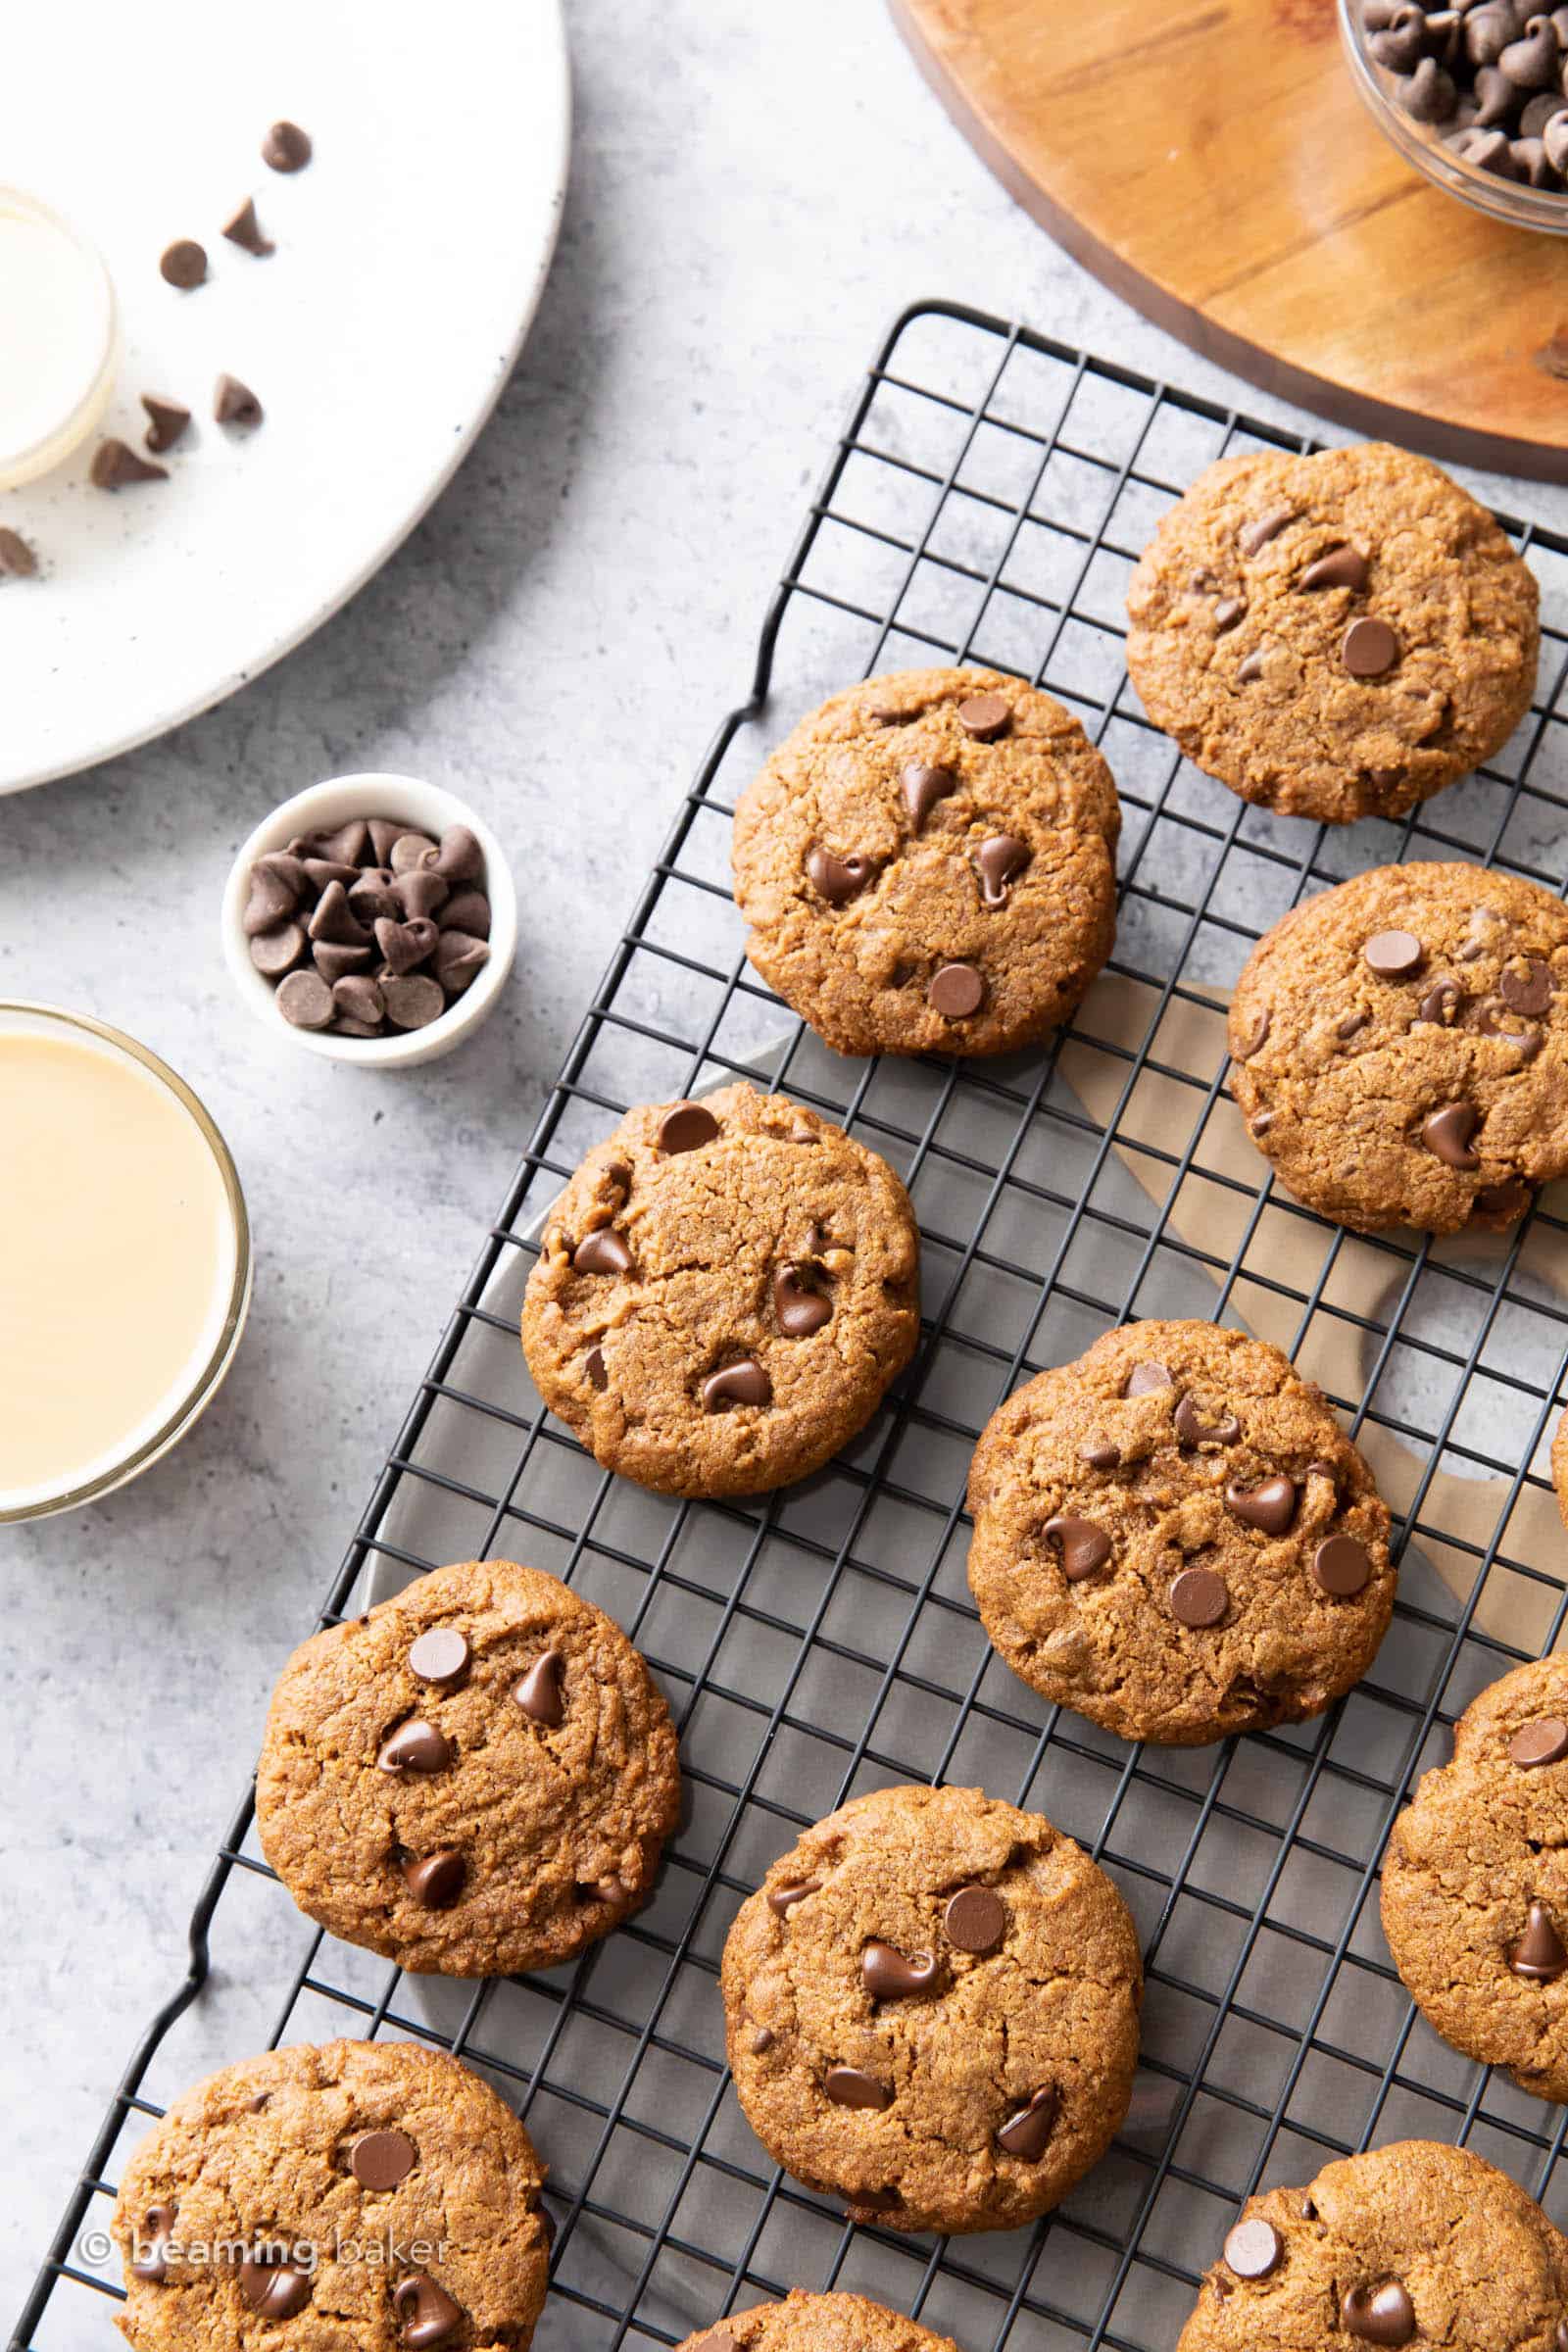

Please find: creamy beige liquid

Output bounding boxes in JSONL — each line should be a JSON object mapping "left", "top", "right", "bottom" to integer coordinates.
{"left": 0, "top": 1032, "right": 236, "bottom": 1502}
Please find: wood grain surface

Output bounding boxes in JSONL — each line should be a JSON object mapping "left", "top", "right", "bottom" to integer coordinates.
{"left": 891, "top": 0, "right": 1568, "bottom": 480}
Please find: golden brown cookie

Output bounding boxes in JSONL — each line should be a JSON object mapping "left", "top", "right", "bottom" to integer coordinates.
{"left": 1230, "top": 860, "right": 1568, "bottom": 1235}
{"left": 676, "top": 2292, "right": 967, "bottom": 2352}
{"left": 1126, "top": 443, "right": 1538, "bottom": 824}
{"left": 1176, "top": 2140, "right": 1568, "bottom": 2352}
{"left": 966, "top": 1320, "right": 1395, "bottom": 1745}
{"left": 719, "top": 1783, "right": 1142, "bottom": 2235}
{"left": 731, "top": 666, "right": 1120, "bottom": 1057}
{"left": 1382, "top": 1656, "right": 1568, "bottom": 2101}
{"left": 111, "top": 2039, "right": 550, "bottom": 2352}
{"left": 256, "top": 1558, "right": 680, "bottom": 1978}
{"left": 1551, "top": 1402, "right": 1568, "bottom": 1535}
{"left": 520, "top": 1083, "right": 920, "bottom": 1496}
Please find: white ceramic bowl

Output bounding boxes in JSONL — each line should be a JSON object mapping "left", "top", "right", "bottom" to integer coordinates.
{"left": 220, "top": 772, "right": 517, "bottom": 1068}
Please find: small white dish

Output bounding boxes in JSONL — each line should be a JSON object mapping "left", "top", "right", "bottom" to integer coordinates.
{"left": 220, "top": 771, "right": 517, "bottom": 1069}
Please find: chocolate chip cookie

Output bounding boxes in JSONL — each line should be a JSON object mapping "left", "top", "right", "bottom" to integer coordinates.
{"left": 1177, "top": 2139, "right": 1568, "bottom": 2352}
{"left": 1382, "top": 1656, "right": 1568, "bottom": 2100}
{"left": 720, "top": 1782, "right": 1143, "bottom": 2234}
{"left": 1230, "top": 860, "right": 1568, "bottom": 1235}
{"left": 256, "top": 1557, "right": 680, "bottom": 1978}
{"left": 1126, "top": 442, "right": 1538, "bottom": 825}
{"left": 731, "top": 666, "right": 1120, "bottom": 1058}
{"left": 112, "top": 2037, "right": 550, "bottom": 2352}
{"left": 966, "top": 1320, "right": 1395, "bottom": 1746}
{"left": 678, "top": 2293, "right": 966, "bottom": 2352}
{"left": 520, "top": 1083, "right": 920, "bottom": 1496}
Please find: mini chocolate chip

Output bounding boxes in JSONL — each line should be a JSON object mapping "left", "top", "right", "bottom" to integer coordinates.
{"left": 1224, "top": 2218, "right": 1283, "bottom": 2278}
{"left": 774, "top": 1263, "right": 831, "bottom": 1336}
{"left": 351, "top": 2129, "right": 417, "bottom": 2190}
{"left": 1300, "top": 2195, "right": 1316, "bottom": 2219}
{"left": 263, "top": 119, "right": 313, "bottom": 171}
{"left": 1237, "top": 647, "right": 1267, "bottom": 683}
{"left": 572, "top": 1229, "right": 632, "bottom": 1277}
{"left": 1044, "top": 1513, "right": 1111, "bottom": 1580}
{"left": 1340, "top": 2284, "right": 1415, "bottom": 2346}
{"left": 902, "top": 761, "right": 958, "bottom": 829}
{"left": 945, "top": 1885, "right": 1006, "bottom": 1952}
{"left": 1418, "top": 979, "right": 1463, "bottom": 1024}
{"left": 768, "top": 1879, "right": 820, "bottom": 1918}
{"left": 1225, "top": 1475, "right": 1298, "bottom": 1535}
{"left": 659, "top": 1102, "right": 719, "bottom": 1153}
{"left": 1511, "top": 1715, "right": 1568, "bottom": 1767}
{"left": 929, "top": 961, "right": 985, "bottom": 1018}
{"left": 1337, "top": 1008, "right": 1370, "bottom": 1039}
{"left": 1501, "top": 959, "right": 1553, "bottom": 1015}
{"left": 1239, "top": 506, "right": 1294, "bottom": 556}
{"left": 702, "top": 1358, "right": 771, "bottom": 1410}
{"left": 1313, "top": 1535, "right": 1371, "bottom": 1595}
{"left": 402, "top": 1849, "right": 464, "bottom": 1908}
{"left": 1511, "top": 1899, "right": 1568, "bottom": 1979}
{"left": 392, "top": 2274, "right": 464, "bottom": 2347}
{"left": 751, "top": 2027, "right": 775, "bottom": 2054}
{"left": 215, "top": 373, "right": 263, "bottom": 426}
{"left": 862, "top": 1940, "right": 941, "bottom": 1999}
{"left": 975, "top": 833, "right": 1029, "bottom": 907}
{"left": 1421, "top": 1102, "right": 1481, "bottom": 1169}
{"left": 377, "top": 1721, "right": 454, "bottom": 1774}
{"left": 1343, "top": 616, "right": 1400, "bottom": 677}
{"left": 408, "top": 1627, "right": 469, "bottom": 1686}
{"left": 1173, "top": 1394, "right": 1242, "bottom": 1446}
{"left": 1364, "top": 929, "right": 1422, "bottom": 978}
{"left": 1300, "top": 545, "right": 1369, "bottom": 592}
{"left": 90, "top": 438, "right": 168, "bottom": 488}
{"left": 956, "top": 690, "right": 1010, "bottom": 739}
{"left": 238, "top": 2252, "right": 312, "bottom": 2320}
{"left": 1235, "top": 1007, "right": 1270, "bottom": 1059}
{"left": 585, "top": 1347, "right": 608, "bottom": 1392}
{"left": 276, "top": 969, "right": 334, "bottom": 1030}
{"left": 131, "top": 2204, "right": 177, "bottom": 2282}
{"left": 514, "top": 1648, "right": 565, "bottom": 1727}
{"left": 1080, "top": 1439, "right": 1119, "bottom": 1469}
{"left": 222, "top": 197, "right": 273, "bottom": 255}
{"left": 1170, "top": 1566, "right": 1228, "bottom": 1627}
{"left": 160, "top": 238, "right": 207, "bottom": 288}
{"left": 1213, "top": 597, "right": 1246, "bottom": 632}
{"left": 996, "top": 2085, "right": 1057, "bottom": 2159}
{"left": 141, "top": 395, "right": 190, "bottom": 454}
{"left": 1250, "top": 1112, "right": 1275, "bottom": 1136}
{"left": 1123, "top": 1360, "right": 1173, "bottom": 1396}
{"left": 824, "top": 2064, "right": 894, "bottom": 2110}
{"left": 807, "top": 846, "right": 877, "bottom": 903}
{"left": 1306, "top": 1458, "right": 1340, "bottom": 1493}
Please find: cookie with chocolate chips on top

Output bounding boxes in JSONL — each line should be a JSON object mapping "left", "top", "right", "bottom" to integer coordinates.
{"left": 111, "top": 2038, "right": 551, "bottom": 2352}
{"left": 677, "top": 2293, "right": 970, "bottom": 2352}
{"left": 966, "top": 1320, "right": 1395, "bottom": 1745}
{"left": 1126, "top": 442, "right": 1538, "bottom": 824}
{"left": 720, "top": 1782, "right": 1142, "bottom": 2235}
{"left": 1230, "top": 861, "right": 1568, "bottom": 1235}
{"left": 520, "top": 1082, "right": 920, "bottom": 1496}
{"left": 256, "top": 1557, "right": 680, "bottom": 1978}
{"left": 1382, "top": 1655, "right": 1568, "bottom": 2102}
{"left": 1178, "top": 2140, "right": 1568, "bottom": 2352}
{"left": 731, "top": 666, "right": 1120, "bottom": 1057}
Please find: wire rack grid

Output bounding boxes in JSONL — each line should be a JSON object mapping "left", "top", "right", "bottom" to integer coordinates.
{"left": 20, "top": 297, "right": 1568, "bottom": 2352}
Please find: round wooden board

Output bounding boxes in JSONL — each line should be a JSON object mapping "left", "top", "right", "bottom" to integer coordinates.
{"left": 891, "top": 0, "right": 1568, "bottom": 480}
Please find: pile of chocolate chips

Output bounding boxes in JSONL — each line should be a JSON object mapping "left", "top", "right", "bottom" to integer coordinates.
{"left": 243, "top": 818, "right": 493, "bottom": 1038}
{"left": 1362, "top": 0, "right": 1568, "bottom": 185}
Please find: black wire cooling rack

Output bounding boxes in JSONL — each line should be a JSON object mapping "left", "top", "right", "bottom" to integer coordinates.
{"left": 20, "top": 298, "right": 1568, "bottom": 2352}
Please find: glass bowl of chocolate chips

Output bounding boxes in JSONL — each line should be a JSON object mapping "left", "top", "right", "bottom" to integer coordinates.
{"left": 1342, "top": 0, "right": 1568, "bottom": 228}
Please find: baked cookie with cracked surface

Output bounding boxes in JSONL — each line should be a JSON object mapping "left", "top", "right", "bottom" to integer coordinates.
{"left": 967, "top": 1320, "right": 1395, "bottom": 1746}
{"left": 1382, "top": 1656, "right": 1568, "bottom": 2101}
{"left": 731, "top": 666, "right": 1120, "bottom": 1058}
{"left": 1230, "top": 861, "right": 1568, "bottom": 1235}
{"left": 256, "top": 1557, "right": 680, "bottom": 1978}
{"left": 111, "top": 2037, "right": 551, "bottom": 2352}
{"left": 1177, "top": 2139, "right": 1568, "bottom": 2352}
{"left": 1126, "top": 442, "right": 1538, "bottom": 825}
{"left": 677, "top": 2292, "right": 968, "bottom": 2352}
{"left": 720, "top": 1782, "right": 1143, "bottom": 2234}
{"left": 520, "top": 1082, "right": 920, "bottom": 1496}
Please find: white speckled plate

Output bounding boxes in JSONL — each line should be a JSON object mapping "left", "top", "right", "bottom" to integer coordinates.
{"left": 2, "top": 0, "right": 569, "bottom": 792}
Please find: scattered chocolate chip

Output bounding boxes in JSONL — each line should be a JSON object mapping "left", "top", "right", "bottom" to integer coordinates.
{"left": 768, "top": 1880, "right": 820, "bottom": 1918}
{"left": 902, "top": 761, "right": 958, "bottom": 829}
{"left": 1225, "top": 1475, "right": 1298, "bottom": 1535}
{"left": 945, "top": 1886, "right": 1006, "bottom": 1953}
{"left": 1170, "top": 1566, "right": 1228, "bottom": 1627}
{"left": 1237, "top": 647, "right": 1267, "bottom": 683}
{"left": 1235, "top": 1007, "right": 1270, "bottom": 1059}
{"left": 929, "top": 961, "right": 985, "bottom": 1019}
{"left": 862, "top": 1940, "right": 941, "bottom": 1999}
{"left": 751, "top": 2027, "right": 774, "bottom": 2054}
{"left": 1511, "top": 1715, "right": 1568, "bottom": 1767}
{"left": 1312, "top": 1535, "right": 1372, "bottom": 1596}
{"left": 1224, "top": 2218, "right": 1283, "bottom": 2278}
{"left": 131, "top": 2204, "right": 177, "bottom": 2282}
{"left": 806, "top": 845, "right": 877, "bottom": 904}
{"left": 222, "top": 196, "right": 273, "bottom": 255}
{"left": 1343, "top": 616, "right": 1400, "bottom": 677}
{"left": 1123, "top": 1360, "right": 1173, "bottom": 1396}
{"left": 956, "top": 690, "right": 1010, "bottom": 739}
{"left": 1473, "top": 1175, "right": 1533, "bottom": 1222}
{"left": 263, "top": 120, "right": 313, "bottom": 172}
{"left": 1501, "top": 959, "right": 1553, "bottom": 1015}
{"left": 90, "top": 438, "right": 167, "bottom": 489}
{"left": 659, "top": 1102, "right": 719, "bottom": 1153}
{"left": 392, "top": 2273, "right": 464, "bottom": 2347}
{"left": 1364, "top": 929, "right": 1422, "bottom": 978}
{"left": 1239, "top": 506, "right": 1294, "bottom": 556}
{"left": 1300, "top": 545, "right": 1370, "bottom": 592}
{"left": 1417, "top": 979, "right": 1463, "bottom": 1024}
{"left": 1080, "top": 1439, "right": 1120, "bottom": 1469}
{"left": 1173, "top": 1394, "right": 1242, "bottom": 1446}
{"left": 572, "top": 1229, "right": 632, "bottom": 1277}
{"left": 408, "top": 1628, "right": 468, "bottom": 1686}
{"left": 251, "top": 922, "right": 305, "bottom": 978}
{"left": 383, "top": 974, "right": 445, "bottom": 1030}
{"left": 774, "top": 1263, "right": 831, "bottom": 1336}
{"left": 1511, "top": 1898, "right": 1568, "bottom": 1979}
{"left": 824, "top": 2064, "right": 894, "bottom": 2110}
{"left": 1301, "top": 2194, "right": 1317, "bottom": 2219}
{"left": 160, "top": 238, "right": 207, "bottom": 289}
{"left": 996, "top": 2085, "right": 1057, "bottom": 2159}
{"left": 1340, "top": 2284, "right": 1415, "bottom": 2346}
{"left": 1337, "top": 1008, "right": 1370, "bottom": 1039}
{"left": 0, "top": 526, "right": 35, "bottom": 577}
{"left": 140, "top": 395, "right": 190, "bottom": 455}
{"left": 402, "top": 1849, "right": 464, "bottom": 1908}
{"left": 214, "top": 373, "right": 263, "bottom": 426}
{"left": 702, "top": 1358, "right": 771, "bottom": 1410}
{"left": 1421, "top": 1102, "right": 1481, "bottom": 1169}
{"left": 276, "top": 969, "right": 334, "bottom": 1030}
{"left": 1306, "top": 1459, "right": 1340, "bottom": 1493}
{"left": 975, "top": 833, "right": 1029, "bottom": 907}
{"left": 585, "top": 1346, "right": 608, "bottom": 1392}
{"left": 377, "top": 1721, "right": 454, "bottom": 1774}
{"left": 514, "top": 1648, "right": 565, "bottom": 1727}
{"left": 1213, "top": 597, "right": 1246, "bottom": 632}
{"left": 238, "top": 2252, "right": 313, "bottom": 2320}
{"left": 351, "top": 2129, "right": 417, "bottom": 2190}
{"left": 1044, "top": 1513, "right": 1112, "bottom": 1581}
